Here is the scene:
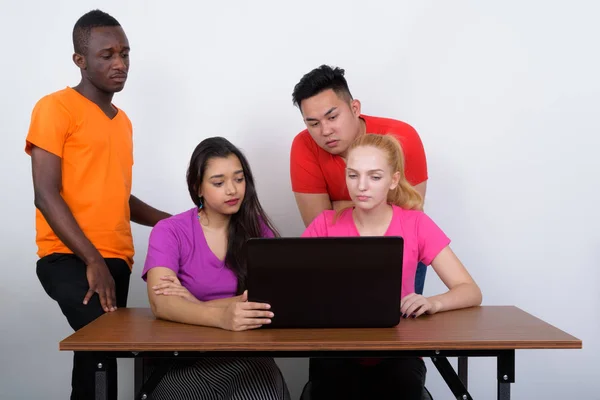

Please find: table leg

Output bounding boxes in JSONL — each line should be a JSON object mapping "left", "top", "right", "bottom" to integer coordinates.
{"left": 134, "top": 357, "right": 144, "bottom": 396}
{"left": 458, "top": 356, "right": 468, "bottom": 389}
{"left": 497, "top": 350, "right": 515, "bottom": 400}
{"left": 95, "top": 360, "right": 108, "bottom": 400}
{"left": 431, "top": 357, "right": 472, "bottom": 400}
{"left": 498, "top": 382, "right": 511, "bottom": 400}
{"left": 134, "top": 357, "right": 175, "bottom": 399}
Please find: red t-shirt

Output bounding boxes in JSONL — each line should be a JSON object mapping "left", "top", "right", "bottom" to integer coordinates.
{"left": 290, "top": 115, "right": 427, "bottom": 200}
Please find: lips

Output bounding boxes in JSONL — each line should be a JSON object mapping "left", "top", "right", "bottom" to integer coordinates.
{"left": 110, "top": 74, "right": 127, "bottom": 82}
{"left": 356, "top": 196, "right": 370, "bottom": 202}
{"left": 225, "top": 199, "right": 239, "bottom": 206}
{"left": 325, "top": 139, "right": 339, "bottom": 147}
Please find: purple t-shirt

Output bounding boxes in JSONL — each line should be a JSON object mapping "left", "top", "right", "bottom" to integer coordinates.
{"left": 142, "top": 207, "right": 274, "bottom": 301}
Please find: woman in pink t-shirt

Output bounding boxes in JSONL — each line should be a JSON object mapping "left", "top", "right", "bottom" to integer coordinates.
{"left": 302, "top": 134, "right": 482, "bottom": 400}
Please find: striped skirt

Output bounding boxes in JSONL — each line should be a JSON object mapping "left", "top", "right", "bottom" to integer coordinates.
{"left": 150, "top": 357, "right": 290, "bottom": 400}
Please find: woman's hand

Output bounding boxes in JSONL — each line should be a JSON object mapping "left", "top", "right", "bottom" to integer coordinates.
{"left": 400, "top": 293, "right": 442, "bottom": 318}
{"left": 152, "top": 275, "right": 201, "bottom": 304}
{"left": 219, "top": 291, "right": 274, "bottom": 331}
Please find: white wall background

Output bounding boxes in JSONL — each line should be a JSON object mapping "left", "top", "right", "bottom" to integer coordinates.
{"left": 1, "top": 0, "right": 598, "bottom": 398}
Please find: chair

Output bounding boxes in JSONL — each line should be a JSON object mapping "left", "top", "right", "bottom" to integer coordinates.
{"left": 299, "top": 262, "right": 434, "bottom": 399}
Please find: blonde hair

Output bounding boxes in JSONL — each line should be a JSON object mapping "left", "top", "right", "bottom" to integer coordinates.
{"left": 347, "top": 134, "right": 423, "bottom": 211}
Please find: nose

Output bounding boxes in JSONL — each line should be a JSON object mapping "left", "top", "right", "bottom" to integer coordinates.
{"left": 321, "top": 120, "right": 334, "bottom": 136}
{"left": 225, "top": 180, "right": 237, "bottom": 195}
{"left": 358, "top": 175, "right": 368, "bottom": 192}
{"left": 112, "top": 54, "right": 127, "bottom": 71}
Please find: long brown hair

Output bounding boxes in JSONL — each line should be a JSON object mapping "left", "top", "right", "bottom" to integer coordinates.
{"left": 348, "top": 134, "right": 423, "bottom": 210}
{"left": 186, "top": 137, "right": 279, "bottom": 294}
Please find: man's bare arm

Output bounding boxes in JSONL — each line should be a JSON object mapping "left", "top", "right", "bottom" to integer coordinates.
{"left": 129, "top": 195, "right": 171, "bottom": 227}
{"left": 414, "top": 181, "right": 427, "bottom": 204}
{"left": 294, "top": 192, "right": 333, "bottom": 227}
{"left": 31, "top": 146, "right": 116, "bottom": 312}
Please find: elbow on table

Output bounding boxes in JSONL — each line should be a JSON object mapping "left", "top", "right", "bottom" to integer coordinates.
{"left": 149, "top": 297, "right": 169, "bottom": 321}
{"left": 472, "top": 283, "right": 483, "bottom": 307}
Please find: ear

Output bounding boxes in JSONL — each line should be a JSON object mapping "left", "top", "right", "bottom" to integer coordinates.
{"left": 389, "top": 171, "right": 401, "bottom": 190}
{"left": 350, "top": 99, "right": 361, "bottom": 117}
{"left": 72, "top": 53, "right": 87, "bottom": 70}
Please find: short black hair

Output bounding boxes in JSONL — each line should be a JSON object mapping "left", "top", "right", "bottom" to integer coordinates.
{"left": 73, "top": 10, "right": 121, "bottom": 55}
{"left": 292, "top": 65, "right": 353, "bottom": 109}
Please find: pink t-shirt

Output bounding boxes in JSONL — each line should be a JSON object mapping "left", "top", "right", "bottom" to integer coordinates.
{"left": 302, "top": 205, "right": 450, "bottom": 298}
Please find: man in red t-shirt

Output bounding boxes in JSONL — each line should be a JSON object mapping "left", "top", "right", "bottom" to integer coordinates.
{"left": 290, "top": 65, "right": 430, "bottom": 399}
{"left": 290, "top": 65, "right": 428, "bottom": 226}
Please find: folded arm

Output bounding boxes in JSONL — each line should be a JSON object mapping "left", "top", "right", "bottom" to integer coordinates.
{"left": 147, "top": 267, "right": 273, "bottom": 331}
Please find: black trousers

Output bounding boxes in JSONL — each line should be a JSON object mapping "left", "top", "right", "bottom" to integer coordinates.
{"left": 37, "top": 253, "right": 131, "bottom": 400}
{"left": 308, "top": 357, "right": 427, "bottom": 400}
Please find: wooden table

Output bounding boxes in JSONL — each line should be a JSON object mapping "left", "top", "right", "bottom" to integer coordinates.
{"left": 60, "top": 306, "right": 581, "bottom": 400}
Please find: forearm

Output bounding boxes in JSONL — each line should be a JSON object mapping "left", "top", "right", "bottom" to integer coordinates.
{"left": 427, "top": 282, "right": 482, "bottom": 313}
{"left": 205, "top": 295, "right": 242, "bottom": 308}
{"left": 129, "top": 195, "right": 171, "bottom": 227}
{"left": 414, "top": 181, "right": 427, "bottom": 202}
{"left": 150, "top": 294, "right": 224, "bottom": 328}
{"left": 294, "top": 193, "right": 334, "bottom": 227}
{"left": 332, "top": 200, "right": 353, "bottom": 212}
{"left": 35, "top": 191, "right": 102, "bottom": 264}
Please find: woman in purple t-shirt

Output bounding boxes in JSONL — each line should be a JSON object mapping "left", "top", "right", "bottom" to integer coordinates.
{"left": 142, "top": 137, "right": 289, "bottom": 400}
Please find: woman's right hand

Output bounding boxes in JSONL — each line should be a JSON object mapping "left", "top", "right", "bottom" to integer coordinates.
{"left": 220, "top": 291, "right": 274, "bottom": 331}
{"left": 152, "top": 275, "right": 201, "bottom": 304}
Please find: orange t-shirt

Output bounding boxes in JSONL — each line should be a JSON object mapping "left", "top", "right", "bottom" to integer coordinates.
{"left": 25, "top": 87, "right": 134, "bottom": 267}
{"left": 290, "top": 114, "right": 428, "bottom": 200}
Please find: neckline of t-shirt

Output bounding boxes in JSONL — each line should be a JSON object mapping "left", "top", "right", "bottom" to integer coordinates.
{"left": 347, "top": 204, "right": 397, "bottom": 237}
{"left": 360, "top": 115, "right": 373, "bottom": 132}
{"left": 191, "top": 207, "right": 227, "bottom": 267}
{"left": 66, "top": 86, "right": 121, "bottom": 121}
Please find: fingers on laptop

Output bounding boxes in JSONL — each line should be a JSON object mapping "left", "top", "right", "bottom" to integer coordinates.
{"left": 236, "top": 308, "right": 274, "bottom": 321}
{"left": 241, "top": 302, "right": 271, "bottom": 310}
{"left": 231, "top": 303, "right": 274, "bottom": 330}
{"left": 240, "top": 324, "right": 262, "bottom": 330}
{"left": 232, "top": 316, "right": 272, "bottom": 331}
{"left": 401, "top": 294, "right": 431, "bottom": 318}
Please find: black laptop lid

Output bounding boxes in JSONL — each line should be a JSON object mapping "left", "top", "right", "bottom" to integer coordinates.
{"left": 245, "top": 236, "right": 404, "bottom": 328}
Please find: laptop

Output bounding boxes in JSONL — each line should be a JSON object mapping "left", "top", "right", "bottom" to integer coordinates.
{"left": 245, "top": 236, "right": 404, "bottom": 328}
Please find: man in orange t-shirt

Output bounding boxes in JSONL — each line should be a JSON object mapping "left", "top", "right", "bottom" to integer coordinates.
{"left": 290, "top": 65, "right": 429, "bottom": 399}
{"left": 25, "top": 10, "right": 170, "bottom": 400}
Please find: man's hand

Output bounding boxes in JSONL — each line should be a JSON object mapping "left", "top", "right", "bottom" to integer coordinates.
{"left": 83, "top": 260, "right": 117, "bottom": 312}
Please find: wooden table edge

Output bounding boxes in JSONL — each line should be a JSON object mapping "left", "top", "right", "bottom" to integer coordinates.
{"left": 59, "top": 340, "right": 583, "bottom": 352}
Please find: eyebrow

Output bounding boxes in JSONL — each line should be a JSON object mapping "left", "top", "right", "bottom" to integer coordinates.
{"left": 99, "top": 46, "right": 130, "bottom": 52}
{"left": 346, "top": 168, "right": 385, "bottom": 173}
{"left": 209, "top": 170, "right": 244, "bottom": 179}
{"left": 305, "top": 107, "right": 337, "bottom": 122}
